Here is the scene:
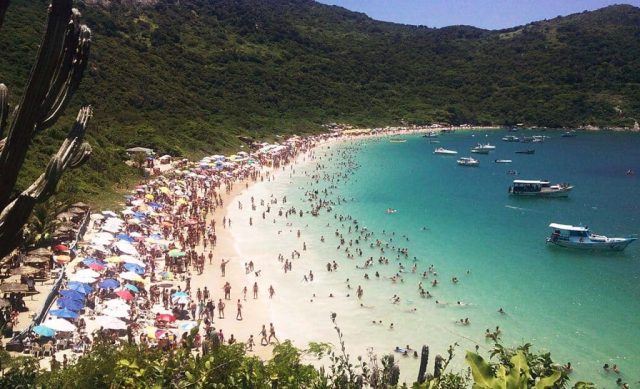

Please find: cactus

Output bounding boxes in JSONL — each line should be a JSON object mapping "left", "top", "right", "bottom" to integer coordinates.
{"left": 0, "top": 0, "right": 92, "bottom": 258}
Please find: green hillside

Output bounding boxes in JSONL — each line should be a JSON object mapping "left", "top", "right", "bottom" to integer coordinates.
{"left": 1, "top": 0, "right": 639, "bottom": 204}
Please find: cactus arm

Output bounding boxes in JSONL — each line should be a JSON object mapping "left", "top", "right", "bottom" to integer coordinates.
{"left": 0, "top": 106, "right": 91, "bottom": 258}
{"left": 0, "top": 0, "right": 74, "bottom": 209}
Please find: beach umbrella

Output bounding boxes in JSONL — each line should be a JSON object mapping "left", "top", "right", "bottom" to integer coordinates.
{"left": 179, "top": 321, "right": 198, "bottom": 332}
{"left": 33, "top": 325, "right": 56, "bottom": 337}
{"left": 75, "top": 269, "right": 100, "bottom": 278}
{"left": 99, "top": 278, "right": 120, "bottom": 289}
{"left": 101, "top": 307, "right": 129, "bottom": 318}
{"left": 57, "top": 298, "right": 85, "bottom": 311}
{"left": 28, "top": 248, "right": 51, "bottom": 256}
{"left": 53, "top": 244, "right": 69, "bottom": 252}
{"left": 49, "top": 308, "right": 80, "bottom": 319}
{"left": 172, "top": 291, "right": 189, "bottom": 298}
{"left": 168, "top": 249, "right": 185, "bottom": 258}
{"left": 119, "top": 271, "right": 144, "bottom": 282}
{"left": 96, "top": 316, "right": 127, "bottom": 330}
{"left": 53, "top": 255, "right": 71, "bottom": 264}
{"left": 42, "top": 318, "right": 76, "bottom": 332}
{"left": 11, "top": 266, "right": 40, "bottom": 276}
{"left": 116, "top": 241, "right": 138, "bottom": 256}
{"left": 67, "top": 282, "right": 93, "bottom": 294}
{"left": 123, "top": 284, "right": 139, "bottom": 293}
{"left": 94, "top": 231, "right": 115, "bottom": 240}
{"left": 88, "top": 263, "right": 105, "bottom": 271}
{"left": 105, "top": 256, "right": 124, "bottom": 264}
{"left": 59, "top": 289, "right": 85, "bottom": 300}
{"left": 102, "top": 211, "right": 118, "bottom": 217}
{"left": 24, "top": 256, "right": 48, "bottom": 264}
{"left": 0, "top": 283, "right": 29, "bottom": 293}
{"left": 123, "top": 263, "right": 145, "bottom": 275}
{"left": 116, "top": 234, "right": 134, "bottom": 242}
{"left": 72, "top": 202, "right": 89, "bottom": 209}
{"left": 68, "top": 207, "right": 85, "bottom": 214}
{"left": 156, "top": 313, "right": 176, "bottom": 323}
{"left": 68, "top": 274, "right": 96, "bottom": 284}
{"left": 90, "top": 213, "right": 105, "bottom": 220}
{"left": 172, "top": 296, "right": 190, "bottom": 304}
{"left": 116, "top": 290, "right": 134, "bottom": 301}
{"left": 121, "top": 255, "right": 145, "bottom": 266}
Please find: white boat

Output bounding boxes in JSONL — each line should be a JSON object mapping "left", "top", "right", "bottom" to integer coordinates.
{"left": 423, "top": 132, "right": 439, "bottom": 138}
{"left": 546, "top": 223, "right": 637, "bottom": 251}
{"left": 494, "top": 159, "right": 512, "bottom": 163}
{"left": 508, "top": 180, "right": 573, "bottom": 197}
{"left": 433, "top": 147, "right": 458, "bottom": 155}
{"left": 476, "top": 143, "right": 495, "bottom": 150}
{"left": 502, "top": 135, "right": 520, "bottom": 142}
{"left": 471, "top": 143, "right": 495, "bottom": 153}
{"left": 457, "top": 157, "right": 479, "bottom": 167}
{"left": 389, "top": 138, "right": 406, "bottom": 143}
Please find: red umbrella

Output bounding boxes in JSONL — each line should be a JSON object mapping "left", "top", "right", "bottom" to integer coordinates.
{"left": 53, "top": 244, "right": 69, "bottom": 252}
{"left": 88, "top": 263, "right": 105, "bottom": 271}
{"left": 116, "top": 290, "right": 134, "bottom": 301}
{"left": 156, "top": 313, "right": 176, "bottom": 322}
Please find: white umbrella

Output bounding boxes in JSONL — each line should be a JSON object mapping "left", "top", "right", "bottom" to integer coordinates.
{"left": 94, "top": 231, "right": 115, "bottom": 240}
{"left": 172, "top": 296, "right": 190, "bottom": 304}
{"left": 102, "top": 225, "right": 122, "bottom": 234}
{"left": 120, "top": 271, "right": 144, "bottom": 282}
{"left": 102, "top": 211, "right": 118, "bottom": 217}
{"left": 95, "top": 316, "right": 127, "bottom": 330}
{"left": 90, "top": 213, "right": 105, "bottom": 220}
{"left": 116, "top": 241, "right": 138, "bottom": 256}
{"left": 178, "top": 321, "right": 198, "bottom": 331}
{"left": 121, "top": 256, "right": 146, "bottom": 267}
{"left": 42, "top": 318, "right": 76, "bottom": 332}
{"left": 68, "top": 274, "right": 97, "bottom": 283}
{"left": 103, "top": 299, "right": 130, "bottom": 310}
{"left": 75, "top": 269, "right": 100, "bottom": 278}
{"left": 101, "top": 307, "right": 129, "bottom": 318}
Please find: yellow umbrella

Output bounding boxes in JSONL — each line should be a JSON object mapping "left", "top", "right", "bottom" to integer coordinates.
{"left": 159, "top": 187, "right": 170, "bottom": 194}
{"left": 177, "top": 198, "right": 187, "bottom": 205}
{"left": 144, "top": 194, "right": 154, "bottom": 200}
{"left": 105, "top": 256, "right": 124, "bottom": 263}
{"left": 54, "top": 255, "right": 71, "bottom": 264}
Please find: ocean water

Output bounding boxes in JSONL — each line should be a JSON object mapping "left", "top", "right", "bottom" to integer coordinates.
{"left": 229, "top": 130, "right": 640, "bottom": 387}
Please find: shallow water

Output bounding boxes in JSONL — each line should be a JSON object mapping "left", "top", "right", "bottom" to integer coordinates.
{"left": 230, "top": 130, "right": 640, "bottom": 387}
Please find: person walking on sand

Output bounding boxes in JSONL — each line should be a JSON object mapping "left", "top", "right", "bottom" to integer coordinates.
{"left": 260, "top": 325, "right": 268, "bottom": 346}
{"left": 253, "top": 282, "right": 259, "bottom": 299}
{"left": 246, "top": 334, "right": 255, "bottom": 351}
{"left": 217, "top": 299, "right": 225, "bottom": 319}
{"left": 268, "top": 285, "right": 275, "bottom": 299}
{"left": 268, "top": 322, "right": 279, "bottom": 344}
{"left": 236, "top": 299, "right": 243, "bottom": 320}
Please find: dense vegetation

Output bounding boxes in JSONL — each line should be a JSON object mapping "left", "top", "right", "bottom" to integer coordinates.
{"left": 1, "top": 0, "right": 639, "bottom": 205}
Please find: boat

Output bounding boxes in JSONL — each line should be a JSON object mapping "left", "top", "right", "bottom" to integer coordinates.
{"left": 502, "top": 135, "right": 520, "bottom": 142}
{"left": 561, "top": 130, "right": 577, "bottom": 138}
{"left": 471, "top": 143, "right": 495, "bottom": 154}
{"left": 457, "top": 157, "right": 479, "bottom": 167}
{"left": 515, "top": 149, "right": 535, "bottom": 154}
{"left": 386, "top": 208, "right": 397, "bottom": 214}
{"left": 531, "top": 135, "right": 547, "bottom": 143}
{"left": 508, "top": 180, "right": 573, "bottom": 197}
{"left": 494, "top": 159, "right": 512, "bottom": 163}
{"left": 389, "top": 139, "right": 407, "bottom": 143}
{"left": 433, "top": 147, "right": 458, "bottom": 155}
{"left": 422, "top": 132, "right": 439, "bottom": 138}
{"left": 546, "top": 223, "right": 637, "bottom": 251}
{"left": 429, "top": 140, "right": 440, "bottom": 144}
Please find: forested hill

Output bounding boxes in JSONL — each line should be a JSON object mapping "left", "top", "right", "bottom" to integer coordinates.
{"left": 0, "top": 0, "right": 639, "bottom": 201}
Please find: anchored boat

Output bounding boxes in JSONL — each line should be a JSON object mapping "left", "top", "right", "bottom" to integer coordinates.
{"left": 546, "top": 223, "right": 637, "bottom": 251}
{"left": 457, "top": 157, "right": 479, "bottom": 167}
{"left": 433, "top": 147, "right": 458, "bottom": 155}
{"left": 508, "top": 180, "right": 573, "bottom": 197}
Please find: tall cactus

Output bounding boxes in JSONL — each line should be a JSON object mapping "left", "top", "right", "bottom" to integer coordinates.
{"left": 0, "top": 0, "right": 92, "bottom": 258}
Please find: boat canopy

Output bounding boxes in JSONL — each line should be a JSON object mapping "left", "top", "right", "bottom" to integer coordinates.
{"left": 548, "top": 223, "right": 588, "bottom": 232}
{"left": 513, "top": 180, "right": 549, "bottom": 185}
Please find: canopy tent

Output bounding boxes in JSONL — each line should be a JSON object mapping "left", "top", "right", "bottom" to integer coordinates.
{"left": 42, "top": 318, "right": 76, "bottom": 332}
{"left": 49, "top": 308, "right": 80, "bottom": 319}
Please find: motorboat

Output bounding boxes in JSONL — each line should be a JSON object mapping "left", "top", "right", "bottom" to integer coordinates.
{"left": 422, "top": 132, "right": 439, "bottom": 138}
{"left": 546, "top": 223, "right": 637, "bottom": 251}
{"left": 386, "top": 208, "right": 397, "bottom": 214}
{"left": 531, "top": 135, "right": 547, "bottom": 143}
{"left": 457, "top": 157, "right": 479, "bottom": 167}
{"left": 433, "top": 147, "right": 458, "bottom": 155}
{"left": 494, "top": 159, "right": 512, "bottom": 163}
{"left": 476, "top": 143, "right": 495, "bottom": 150}
{"left": 515, "top": 149, "right": 535, "bottom": 154}
{"left": 471, "top": 143, "right": 495, "bottom": 154}
{"left": 508, "top": 180, "right": 573, "bottom": 197}
{"left": 389, "top": 138, "right": 407, "bottom": 143}
{"left": 502, "top": 135, "right": 520, "bottom": 142}
{"left": 561, "top": 130, "right": 577, "bottom": 138}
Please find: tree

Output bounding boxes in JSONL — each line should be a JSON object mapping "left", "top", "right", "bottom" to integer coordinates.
{"left": 0, "top": 0, "right": 92, "bottom": 258}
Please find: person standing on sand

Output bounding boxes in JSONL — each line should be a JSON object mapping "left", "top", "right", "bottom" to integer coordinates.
{"left": 260, "top": 325, "right": 268, "bottom": 346}
{"left": 242, "top": 286, "right": 248, "bottom": 300}
{"left": 246, "top": 334, "right": 255, "bottom": 351}
{"left": 220, "top": 259, "right": 230, "bottom": 277}
{"left": 217, "top": 299, "right": 225, "bottom": 319}
{"left": 236, "top": 299, "right": 243, "bottom": 320}
{"left": 268, "top": 285, "right": 275, "bottom": 298}
{"left": 253, "top": 282, "right": 259, "bottom": 299}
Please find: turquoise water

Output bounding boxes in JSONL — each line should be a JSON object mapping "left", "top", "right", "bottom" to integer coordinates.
{"left": 231, "top": 130, "right": 640, "bottom": 387}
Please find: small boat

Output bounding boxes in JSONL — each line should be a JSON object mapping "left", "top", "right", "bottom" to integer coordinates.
{"left": 494, "top": 159, "right": 512, "bottom": 163}
{"left": 429, "top": 140, "right": 440, "bottom": 144}
{"left": 502, "top": 135, "right": 520, "bottom": 142}
{"left": 457, "top": 157, "right": 479, "bottom": 167}
{"left": 515, "top": 149, "right": 535, "bottom": 154}
{"left": 386, "top": 208, "right": 397, "bottom": 214}
{"left": 508, "top": 180, "right": 573, "bottom": 197}
{"left": 471, "top": 143, "right": 495, "bottom": 154}
{"left": 531, "top": 135, "right": 547, "bottom": 143}
{"left": 561, "top": 130, "right": 577, "bottom": 138}
{"left": 389, "top": 138, "right": 407, "bottom": 143}
{"left": 508, "top": 127, "right": 519, "bottom": 132}
{"left": 433, "top": 147, "right": 458, "bottom": 155}
{"left": 506, "top": 170, "right": 519, "bottom": 175}
{"left": 546, "top": 223, "right": 637, "bottom": 251}
{"left": 422, "top": 132, "right": 439, "bottom": 138}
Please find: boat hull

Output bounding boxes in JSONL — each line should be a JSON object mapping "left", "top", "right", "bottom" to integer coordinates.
{"left": 547, "top": 237, "right": 637, "bottom": 251}
{"left": 510, "top": 190, "right": 571, "bottom": 198}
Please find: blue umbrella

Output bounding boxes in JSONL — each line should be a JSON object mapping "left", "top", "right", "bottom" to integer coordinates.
{"left": 59, "top": 289, "right": 85, "bottom": 300}
{"left": 82, "top": 257, "right": 100, "bottom": 266}
{"left": 99, "top": 278, "right": 120, "bottom": 289}
{"left": 123, "top": 263, "right": 145, "bottom": 275}
{"left": 116, "top": 234, "right": 134, "bottom": 242}
{"left": 57, "top": 298, "right": 85, "bottom": 311}
{"left": 123, "top": 284, "right": 139, "bottom": 293}
{"left": 148, "top": 202, "right": 161, "bottom": 209}
{"left": 33, "top": 325, "right": 55, "bottom": 337}
{"left": 172, "top": 291, "right": 189, "bottom": 298}
{"left": 133, "top": 212, "right": 146, "bottom": 219}
{"left": 67, "top": 282, "right": 93, "bottom": 294}
{"left": 49, "top": 308, "right": 79, "bottom": 319}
